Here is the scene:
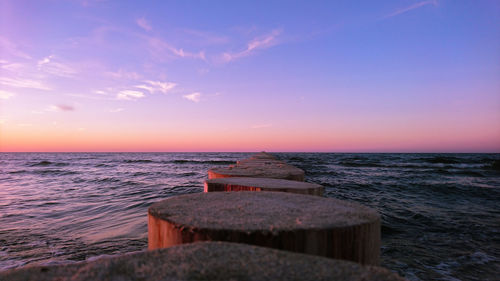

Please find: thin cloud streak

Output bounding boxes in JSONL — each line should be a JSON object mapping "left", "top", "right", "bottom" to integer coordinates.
{"left": 37, "top": 55, "right": 78, "bottom": 78}
{"left": 47, "top": 104, "right": 75, "bottom": 112}
{"left": 148, "top": 37, "right": 206, "bottom": 60}
{"left": 134, "top": 81, "right": 176, "bottom": 94}
{"left": 117, "top": 90, "right": 145, "bottom": 100}
{"left": 385, "top": 0, "right": 438, "bottom": 18}
{"left": 144, "top": 80, "right": 176, "bottom": 94}
{"left": 221, "top": 29, "right": 282, "bottom": 62}
{"left": 0, "top": 77, "right": 51, "bottom": 90}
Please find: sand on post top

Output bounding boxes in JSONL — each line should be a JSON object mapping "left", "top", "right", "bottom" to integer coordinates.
{"left": 148, "top": 191, "right": 381, "bottom": 265}
{"left": 0, "top": 242, "right": 405, "bottom": 281}
{"left": 204, "top": 176, "right": 324, "bottom": 196}
{"left": 208, "top": 152, "right": 305, "bottom": 181}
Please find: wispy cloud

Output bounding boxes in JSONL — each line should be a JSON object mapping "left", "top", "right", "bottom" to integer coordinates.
{"left": 37, "top": 55, "right": 77, "bottom": 78}
{"left": 135, "top": 84, "right": 154, "bottom": 93}
{"left": 0, "top": 36, "right": 31, "bottom": 59}
{"left": 0, "top": 62, "right": 26, "bottom": 72}
{"left": 117, "top": 90, "right": 145, "bottom": 100}
{"left": 221, "top": 29, "right": 282, "bottom": 62}
{"left": 0, "top": 90, "right": 15, "bottom": 100}
{"left": 148, "top": 37, "right": 206, "bottom": 60}
{"left": 183, "top": 92, "right": 201, "bottom": 102}
{"left": 94, "top": 90, "right": 109, "bottom": 95}
{"left": 94, "top": 80, "right": 176, "bottom": 102}
{"left": 0, "top": 77, "right": 51, "bottom": 90}
{"left": 385, "top": 0, "right": 438, "bottom": 18}
{"left": 136, "top": 17, "right": 152, "bottom": 31}
{"left": 137, "top": 80, "right": 176, "bottom": 94}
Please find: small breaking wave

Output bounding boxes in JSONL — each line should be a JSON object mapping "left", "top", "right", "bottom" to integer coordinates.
{"left": 123, "top": 160, "right": 154, "bottom": 163}
{"left": 171, "top": 160, "right": 235, "bottom": 165}
{"left": 28, "top": 161, "right": 69, "bottom": 167}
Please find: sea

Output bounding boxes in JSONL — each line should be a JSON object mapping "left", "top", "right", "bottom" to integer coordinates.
{"left": 0, "top": 152, "right": 499, "bottom": 280}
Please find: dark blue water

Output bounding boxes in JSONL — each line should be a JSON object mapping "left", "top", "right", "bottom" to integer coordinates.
{"left": 0, "top": 153, "right": 499, "bottom": 280}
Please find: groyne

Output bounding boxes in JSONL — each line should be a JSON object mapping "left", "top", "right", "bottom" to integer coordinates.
{"left": 1, "top": 152, "right": 405, "bottom": 280}
{"left": 149, "top": 152, "right": 381, "bottom": 265}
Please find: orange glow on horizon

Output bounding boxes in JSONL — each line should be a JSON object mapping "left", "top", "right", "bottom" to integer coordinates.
{"left": 2, "top": 122, "right": 499, "bottom": 152}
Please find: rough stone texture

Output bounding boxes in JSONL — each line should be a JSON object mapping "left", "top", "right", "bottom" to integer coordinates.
{"left": 204, "top": 177, "right": 324, "bottom": 196}
{"left": 148, "top": 192, "right": 380, "bottom": 265}
{"left": 0, "top": 242, "right": 405, "bottom": 281}
{"left": 208, "top": 152, "right": 305, "bottom": 181}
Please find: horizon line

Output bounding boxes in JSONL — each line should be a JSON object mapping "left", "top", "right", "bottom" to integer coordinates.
{"left": 1, "top": 151, "right": 499, "bottom": 154}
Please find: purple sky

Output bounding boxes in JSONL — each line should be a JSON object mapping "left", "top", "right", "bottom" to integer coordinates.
{"left": 1, "top": 0, "right": 499, "bottom": 152}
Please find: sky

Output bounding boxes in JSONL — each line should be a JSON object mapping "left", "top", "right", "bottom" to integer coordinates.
{"left": 0, "top": 0, "right": 499, "bottom": 152}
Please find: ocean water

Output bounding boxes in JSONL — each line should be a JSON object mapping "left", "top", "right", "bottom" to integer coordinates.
{"left": 0, "top": 153, "right": 499, "bottom": 280}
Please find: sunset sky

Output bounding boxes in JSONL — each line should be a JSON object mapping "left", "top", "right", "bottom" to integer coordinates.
{"left": 1, "top": 0, "right": 499, "bottom": 152}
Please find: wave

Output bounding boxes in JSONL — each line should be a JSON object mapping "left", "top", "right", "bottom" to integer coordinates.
{"left": 123, "top": 160, "right": 154, "bottom": 163}
{"left": 171, "top": 160, "right": 235, "bottom": 165}
{"left": 9, "top": 170, "right": 28, "bottom": 174}
{"left": 93, "top": 177, "right": 121, "bottom": 183}
{"left": 32, "top": 169, "right": 78, "bottom": 176}
{"left": 338, "top": 161, "right": 383, "bottom": 168}
{"left": 417, "top": 156, "right": 461, "bottom": 164}
{"left": 486, "top": 160, "right": 500, "bottom": 171}
{"left": 95, "top": 163, "right": 113, "bottom": 168}
{"left": 334, "top": 161, "right": 490, "bottom": 176}
{"left": 29, "top": 161, "right": 69, "bottom": 167}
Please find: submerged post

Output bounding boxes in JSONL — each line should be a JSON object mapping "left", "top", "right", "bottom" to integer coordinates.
{"left": 207, "top": 152, "right": 305, "bottom": 181}
{"left": 204, "top": 177, "right": 324, "bottom": 196}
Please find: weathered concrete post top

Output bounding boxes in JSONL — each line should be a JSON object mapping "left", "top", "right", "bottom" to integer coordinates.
{"left": 0, "top": 242, "right": 405, "bottom": 281}
{"left": 148, "top": 192, "right": 381, "bottom": 265}
{"left": 208, "top": 152, "right": 305, "bottom": 181}
{"left": 204, "top": 177, "right": 324, "bottom": 196}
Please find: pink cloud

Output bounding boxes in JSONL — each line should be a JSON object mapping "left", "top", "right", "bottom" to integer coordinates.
{"left": 56, "top": 104, "right": 75, "bottom": 111}
{"left": 136, "top": 17, "right": 152, "bottom": 31}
